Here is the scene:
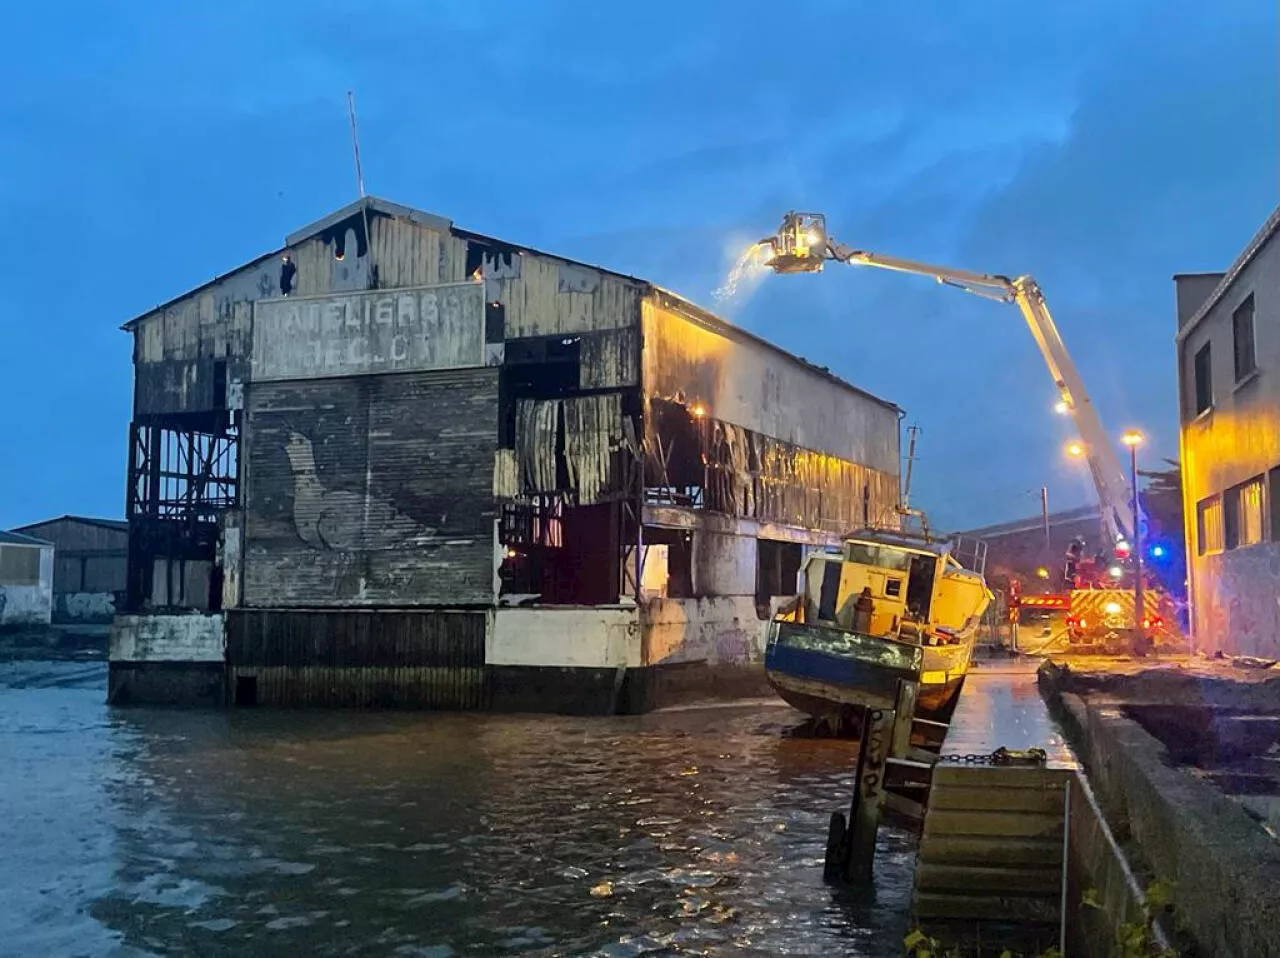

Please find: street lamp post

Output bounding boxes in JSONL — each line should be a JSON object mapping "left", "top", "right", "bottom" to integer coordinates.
{"left": 1121, "top": 430, "right": 1145, "bottom": 656}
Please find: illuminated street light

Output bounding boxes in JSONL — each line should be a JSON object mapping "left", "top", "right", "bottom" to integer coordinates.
{"left": 1121, "top": 428, "right": 1147, "bottom": 654}
{"left": 1065, "top": 441, "right": 1085, "bottom": 458}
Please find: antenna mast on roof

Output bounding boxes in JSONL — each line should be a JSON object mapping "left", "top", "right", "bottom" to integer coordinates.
{"left": 346, "top": 90, "right": 376, "bottom": 286}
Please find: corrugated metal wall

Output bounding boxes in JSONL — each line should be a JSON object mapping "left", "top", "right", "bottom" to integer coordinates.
{"left": 242, "top": 368, "right": 498, "bottom": 607}
{"left": 226, "top": 609, "right": 487, "bottom": 708}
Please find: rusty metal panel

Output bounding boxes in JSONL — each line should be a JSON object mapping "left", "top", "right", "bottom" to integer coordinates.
{"left": 251, "top": 283, "right": 484, "bottom": 383}
{"left": 226, "top": 609, "right": 488, "bottom": 708}
{"left": 242, "top": 369, "right": 498, "bottom": 607}
{"left": 581, "top": 327, "right": 640, "bottom": 389}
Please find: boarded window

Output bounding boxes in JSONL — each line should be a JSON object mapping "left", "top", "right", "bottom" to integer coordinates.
{"left": 1225, "top": 476, "right": 1265, "bottom": 549}
{"left": 1193, "top": 343, "right": 1213, "bottom": 416}
{"left": 1197, "top": 496, "right": 1223, "bottom": 555}
{"left": 0, "top": 546, "right": 41, "bottom": 586}
{"left": 1233, "top": 294, "right": 1257, "bottom": 383}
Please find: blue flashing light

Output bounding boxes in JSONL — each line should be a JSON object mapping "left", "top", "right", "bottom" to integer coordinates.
{"left": 1150, "top": 545, "right": 1166, "bottom": 558}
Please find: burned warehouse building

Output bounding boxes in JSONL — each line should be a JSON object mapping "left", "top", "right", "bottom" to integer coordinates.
{"left": 109, "top": 197, "right": 902, "bottom": 712}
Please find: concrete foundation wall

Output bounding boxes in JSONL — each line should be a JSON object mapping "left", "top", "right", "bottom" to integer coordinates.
{"left": 110, "top": 613, "right": 225, "bottom": 663}
{"left": 488, "top": 607, "right": 642, "bottom": 669}
{"left": 641, "top": 595, "right": 767, "bottom": 665}
{"left": 1057, "top": 692, "right": 1280, "bottom": 957}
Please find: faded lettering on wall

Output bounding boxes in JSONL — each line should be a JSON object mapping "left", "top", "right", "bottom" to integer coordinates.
{"left": 252, "top": 282, "right": 485, "bottom": 382}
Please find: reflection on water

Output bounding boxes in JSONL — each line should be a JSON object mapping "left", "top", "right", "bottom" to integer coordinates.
{"left": 0, "top": 662, "right": 916, "bottom": 956}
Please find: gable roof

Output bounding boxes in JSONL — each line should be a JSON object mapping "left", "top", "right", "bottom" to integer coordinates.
{"left": 0, "top": 530, "right": 53, "bottom": 547}
{"left": 1177, "top": 205, "right": 1280, "bottom": 343}
{"left": 119, "top": 196, "right": 900, "bottom": 413}
{"left": 12, "top": 515, "right": 128, "bottom": 534}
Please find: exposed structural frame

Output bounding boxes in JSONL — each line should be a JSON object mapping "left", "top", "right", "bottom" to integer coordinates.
{"left": 125, "top": 413, "right": 238, "bottom": 611}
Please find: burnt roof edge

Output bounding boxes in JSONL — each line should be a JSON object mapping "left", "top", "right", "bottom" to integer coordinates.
{"left": 644, "top": 285, "right": 901, "bottom": 414}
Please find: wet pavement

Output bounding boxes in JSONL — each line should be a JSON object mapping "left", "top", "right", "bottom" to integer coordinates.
{"left": 0, "top": 661, "right": 916, "bottom": 957}
{"left": 941, "top": 661, "right": 1077, "bottom": 768}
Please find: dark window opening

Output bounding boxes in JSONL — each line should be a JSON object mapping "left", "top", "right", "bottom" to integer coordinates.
{"left": 465, "top": 238, "right": 520, "bottom": 282}
{"left": 212, "top": 360, "right": 228, "bottom": 409}
{"left": 885, "top": 578, "right": 903, "bottom": 598}
{"left": 498, "top": 336, "right": 583, "bottom": 448}
{"left": 817, "top": 561, "right": 842, "bottom": 622}
{"left": 1233, "top": 294, "right": 1257, "bottom": 383}
{"left": 235, "top": 675, "right": 257, "bottom": 706}
{"left": 645, "top": 527, "right": 694, "bottom": 599}
{"left": 1224, "top": 486, "right": 1240, "bottom": 551}
{"left": 905, "top": 554, "right": 936, "bottom": 620}
{"left": 465, "top": 242, "right": 485, "bottom": 278}
{"left": 317, "top": 212, "right": 370, "bottom": 258}
{"left": 279, "top": 255, "right": 296, "bottom": 296}
{"left": 485, "top": 301, "right": 506, "bottom": 343}
{"left": 499, "top": 500, "right": 620, "bottom": 605}
{"left": 643, "top": 398, "right": 706, "bottom": 507}
{"left": 755, "top": 539, "right": 803, "bottom": 614}
{"left": 1193, "top": 342, "right": 1213, "bottom": 416}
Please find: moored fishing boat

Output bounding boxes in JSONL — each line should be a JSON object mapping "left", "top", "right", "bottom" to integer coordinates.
{"left": 765, "top": 529, "right": 992, "bottom": 729}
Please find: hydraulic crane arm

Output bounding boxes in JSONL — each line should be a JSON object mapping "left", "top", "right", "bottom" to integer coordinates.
{"left": 761, "top": 211, "right": 1136, "bottom": 547}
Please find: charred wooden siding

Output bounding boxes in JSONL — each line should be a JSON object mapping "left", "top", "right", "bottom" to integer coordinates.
{"left": 640, "top": 295, "right": 901, "bottom": 533}
{"left": 640, "top": 297, "right": 900, "bottom": 474}
{"left": 226, "top": 609, "right": 487, "bottom": 708}
{"left": 242, "top": 368, "right": 498, "bottom": 607}
{"left": 483, "top": 252, "right": 642, "bottom": 339}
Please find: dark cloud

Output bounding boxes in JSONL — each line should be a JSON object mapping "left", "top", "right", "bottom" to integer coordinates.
{"left": 0, "top": 0, "right": 1273, "bottom": 528}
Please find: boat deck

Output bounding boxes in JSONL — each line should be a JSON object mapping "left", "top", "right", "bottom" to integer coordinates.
{"left": 939, "top": 660, "right": 1078, "bottom": 770}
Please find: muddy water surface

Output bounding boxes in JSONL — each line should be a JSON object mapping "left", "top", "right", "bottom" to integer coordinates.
{"left": 0, "top": 661, "right": 915, "bottom": 956}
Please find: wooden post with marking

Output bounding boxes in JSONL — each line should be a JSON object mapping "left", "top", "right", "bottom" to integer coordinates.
{"left": 825, "top": 678, "right": 922, "bottom": 885}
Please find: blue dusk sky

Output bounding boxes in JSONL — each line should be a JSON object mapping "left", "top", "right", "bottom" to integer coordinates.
{"left": 1, "top": 1, "right": 1276, "bottom": 531}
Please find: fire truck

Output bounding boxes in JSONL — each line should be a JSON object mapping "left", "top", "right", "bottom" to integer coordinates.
{"left": 755, "top": 212, "right": 1168, "bottom": 650}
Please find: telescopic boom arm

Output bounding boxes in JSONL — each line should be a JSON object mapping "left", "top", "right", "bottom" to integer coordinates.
{"left": 761, "top": 211, "right": 1135, "bottom": 548}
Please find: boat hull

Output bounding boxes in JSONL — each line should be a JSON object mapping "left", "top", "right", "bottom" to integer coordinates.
{"left": 764, "top": 620, "right": 971, "bottom": 723}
